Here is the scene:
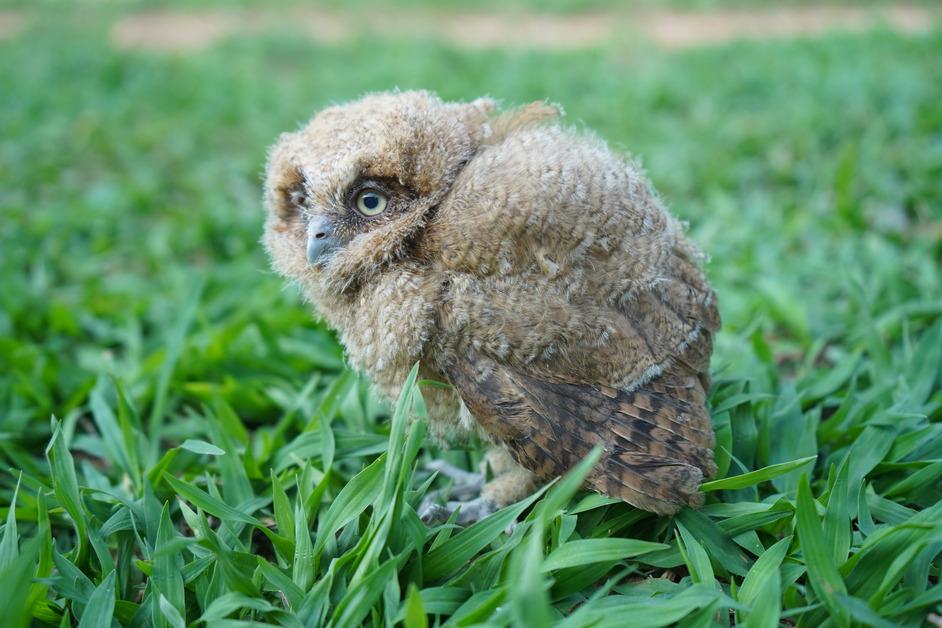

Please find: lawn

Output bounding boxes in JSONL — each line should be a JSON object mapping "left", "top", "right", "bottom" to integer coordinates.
{"left": 1, "top": 9, "right": 941, "bottom": 627}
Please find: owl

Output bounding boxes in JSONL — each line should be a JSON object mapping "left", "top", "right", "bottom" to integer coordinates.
{"left": 263, "top": 90, "right": 719, "bottom": 522}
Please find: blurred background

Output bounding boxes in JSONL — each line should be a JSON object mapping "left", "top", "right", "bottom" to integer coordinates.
{"left": 1, "top": 0, "right": 941, "bottom": 623}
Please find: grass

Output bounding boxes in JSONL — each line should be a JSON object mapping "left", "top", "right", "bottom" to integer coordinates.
{"left": 1, "top": 12, "right": 941, "bottom": 628}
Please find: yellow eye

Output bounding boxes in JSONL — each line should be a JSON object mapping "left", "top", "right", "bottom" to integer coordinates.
{"left": 355, "top": 189, "right": 387, "bottom": 216}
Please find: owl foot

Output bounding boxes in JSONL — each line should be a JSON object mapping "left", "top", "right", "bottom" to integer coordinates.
{"left": 419, "top": 495, "right": 498, "bottom": 525}
{"left": 425, "top": 460, "right": 484, "bottom": 498}
{"left": 419, "top": 460, "right": 492, "bottom": 524}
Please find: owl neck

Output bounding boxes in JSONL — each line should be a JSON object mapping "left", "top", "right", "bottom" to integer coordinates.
{"left": 307, "top": 262, "right": 441, "bottom": 399}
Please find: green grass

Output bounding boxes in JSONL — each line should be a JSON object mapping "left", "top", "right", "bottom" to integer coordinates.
{"left": 2, "top": 14, "right": 941, "bottom": 628}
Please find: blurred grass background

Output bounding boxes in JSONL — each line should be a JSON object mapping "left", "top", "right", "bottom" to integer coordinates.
{"left": 1, "top": 2, "right": 941, "bottom": 626}
{"left": 1, "top": 0, "right": 938, "bottom": 10}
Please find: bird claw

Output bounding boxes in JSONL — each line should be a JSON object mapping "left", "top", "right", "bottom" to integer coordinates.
{"left": 419, "top": 460, "right": 494, "bottom": 525}
{"left": 417, "top": 501, "right": 452, "bottom": 524}
{"left": 418, "top": 496, "right": 498, "bottom": 525}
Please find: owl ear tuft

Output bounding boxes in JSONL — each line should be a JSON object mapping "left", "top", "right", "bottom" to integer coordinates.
{"left": 263, "top": 138, "right": 304, "bottom": 219}
{"left": 486, "top": 101, "right": 562, "bottom": 144}
{"left": 458, "top": 97, "right": 498, "bottom": 145}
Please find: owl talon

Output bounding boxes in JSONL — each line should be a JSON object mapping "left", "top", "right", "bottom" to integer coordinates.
{"left": 419, "top": 460, "right": 486, "bottom": 524}
{"left": 419, "top": 452, "right": 536, "bottom": 526}
{"left": 418, "top": 501, "right": 452, "bottom": 524}
{"left": 419, "top": 496, "right": 498, "bottom": 525}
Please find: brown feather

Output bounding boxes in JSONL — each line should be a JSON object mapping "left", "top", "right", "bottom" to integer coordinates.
{"left": 446, "top": 352, "right": 716, "bottom": 515}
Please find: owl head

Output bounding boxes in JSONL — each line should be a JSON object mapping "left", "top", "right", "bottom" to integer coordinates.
{"left": 263, "top": 90, "right": 506, "bottom": 296}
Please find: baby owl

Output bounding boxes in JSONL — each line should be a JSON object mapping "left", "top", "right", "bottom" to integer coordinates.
{"left": 263, "top": 90, "right": 719, "bottom": 522}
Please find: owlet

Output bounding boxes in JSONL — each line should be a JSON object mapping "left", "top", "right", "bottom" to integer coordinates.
{"left": 263, "top": 90, "right": 719, "bottom": 522}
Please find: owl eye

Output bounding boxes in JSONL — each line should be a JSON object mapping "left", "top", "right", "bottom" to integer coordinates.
{"left": 355, "top": 189, "right": 387, "bottom": 216}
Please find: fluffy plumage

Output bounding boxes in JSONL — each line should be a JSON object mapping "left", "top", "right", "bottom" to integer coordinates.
{"left": 263, "top": 90, "right": 720, "bottom": 515}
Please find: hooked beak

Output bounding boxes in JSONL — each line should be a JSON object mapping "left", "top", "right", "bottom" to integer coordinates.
{"left": 307, "top": 215, "right": 337, "bottom": 265}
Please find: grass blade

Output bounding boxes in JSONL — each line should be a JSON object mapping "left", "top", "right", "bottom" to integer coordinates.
{"left": 738, "top": 536, "right": 790, "bottom": 607}
{"left": 45, "top": 418, "right": 88, "bottom": 562}
{"left": 163, "top": 473, "right": 259, "bottom": 526}
{"left": 0, "top": 536, "right": 40, "bottom": 628}
{"left": 0, "top": 472, "right": 21, "bottom": 572}
{"left": 424, "top": 486, "right": 547, "bottom": 582}
{"left": 330, "top": 559, "right": 397, "bottom": 627}
{"left": 313, "top": 454, "right": 385, "bottom": 556}
{"left": 153, "top": 503, "right": 185, "bottom": 624}
{"left": 77, "top": 570, "right": 116, "bottom": 628}
{"left": 795, "top": 474, "right": 848, "bottom": 625}
{"left": 701, "top": 456, "right": 817, "bottom": 492}
{"left": 542, "top": 539, "right": 668, "bottom": 572}
{"left": 676, "top": 520, "right": 715, "bottom": 586}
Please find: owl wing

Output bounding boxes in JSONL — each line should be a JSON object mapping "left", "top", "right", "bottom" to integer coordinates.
{"left": 445, "top": 353, "right": 715, "bottom": 514}
{"left": 426, "top": 124, "right": 719, "bottom": 513}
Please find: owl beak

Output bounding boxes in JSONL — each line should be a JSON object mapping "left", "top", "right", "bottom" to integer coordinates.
{"left": 307, "top": 215, "right": 337, "bottom": 265}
